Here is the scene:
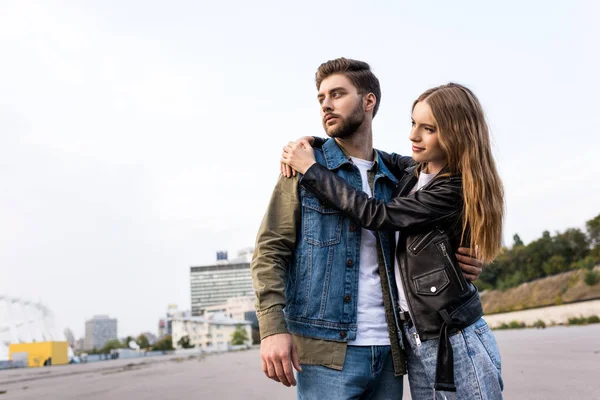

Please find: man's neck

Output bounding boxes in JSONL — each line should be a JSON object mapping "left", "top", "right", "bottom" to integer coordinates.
{"left": 333, "top": 125, "right": 374, "bottom": 161}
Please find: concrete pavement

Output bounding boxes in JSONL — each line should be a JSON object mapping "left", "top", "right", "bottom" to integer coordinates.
{"left": 1, "top": 324, "right": 598, "bottom": 399}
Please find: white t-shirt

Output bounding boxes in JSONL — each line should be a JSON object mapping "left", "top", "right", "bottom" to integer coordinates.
{"left": 348, "top": 157, "right": 390, "bottom": 346}
{"left": 395, "top": 172, "right": 437, "bottom": 314}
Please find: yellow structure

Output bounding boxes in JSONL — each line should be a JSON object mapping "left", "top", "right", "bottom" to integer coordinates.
{"left": 9, "top": 341, "right": 69, "bottom": 368}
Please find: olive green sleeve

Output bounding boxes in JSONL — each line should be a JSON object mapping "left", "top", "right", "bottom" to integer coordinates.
{"left": 251, "top": 175, "right": 300, "bottom": 339}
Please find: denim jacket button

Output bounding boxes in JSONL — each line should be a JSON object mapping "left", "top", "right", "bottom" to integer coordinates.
{"left": 349, "top": 224, "right": 357, "bottom": 232}
{"left": 346, "top": 259, "right": 354, "bottom": 267}
{"left": 339, "top": 331, "right": 347, "bottom": 339}
{"left": 344, "top": 295, "right": 351, "bottom": 303}
{"left": 430, "top": 286, "right": 437, "bottom": 293}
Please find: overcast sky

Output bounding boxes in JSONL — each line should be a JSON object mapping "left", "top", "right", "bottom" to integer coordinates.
{"left": 1, "top": 1, "right": 598, "bottom": 339}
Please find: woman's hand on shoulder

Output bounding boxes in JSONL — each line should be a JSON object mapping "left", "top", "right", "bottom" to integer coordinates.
{"left": 280, "top": 136, "right": 315, "bottom": 178}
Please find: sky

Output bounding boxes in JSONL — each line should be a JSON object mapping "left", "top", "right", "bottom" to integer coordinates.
{"left": 1, "top": 0, "right": 598, "bottom": 339}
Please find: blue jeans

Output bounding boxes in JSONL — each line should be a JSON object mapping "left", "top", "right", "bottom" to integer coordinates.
{"left": 296, "top": 345, "right": 403, "bottom": 400}
{"left": 403, "top": 317, "right": 503, "bottom": 399}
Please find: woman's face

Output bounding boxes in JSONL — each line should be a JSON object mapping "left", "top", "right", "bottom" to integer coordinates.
{"left": 409, "top": 101, "right": 446, "bottom": 171}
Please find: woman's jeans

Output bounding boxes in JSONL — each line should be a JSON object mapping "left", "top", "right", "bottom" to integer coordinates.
{"left": 402, "top": 317, "right": 504, "bottom": 400}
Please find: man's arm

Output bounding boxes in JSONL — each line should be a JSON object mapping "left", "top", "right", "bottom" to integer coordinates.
{"left": 251, "top": 174, "right": 302, "bottom": 386}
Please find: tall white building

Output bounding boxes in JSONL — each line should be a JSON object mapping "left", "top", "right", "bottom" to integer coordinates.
{"left": 171, "top": 313, "right": 252, "bottom": 351}
{"left": 190, "top": 249, "right": 254, "bottom": 316}
{"left": 84, "top": 315, "right": 117, "bottom": 351}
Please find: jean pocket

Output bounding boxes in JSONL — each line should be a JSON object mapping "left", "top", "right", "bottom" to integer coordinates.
{"left": 474, "top": 321, "right": 502, "bottom": 371}
{"left": 302, "top": 195, "right": 343, "bottom": 247}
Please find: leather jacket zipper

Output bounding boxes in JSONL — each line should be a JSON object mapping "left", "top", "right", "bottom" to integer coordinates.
{"left": 398, "top": 255, "right": 422, "bottom": 346}
{"left": 409, "top": 230, "right": 437, "bottom": 254}
{"left": 439, "top": 242, "right": 465, "bottom": 292}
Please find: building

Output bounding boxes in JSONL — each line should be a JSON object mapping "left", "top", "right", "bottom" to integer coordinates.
{"left": 204, "top": 295, "right": 256, "bottom": 321}
{"left": 190, "top": 249, "right": 255, "bottom": 316}
{"left": 171, "top": 313, "right": 252, "bottom": 351}
{"left": 9, "top": 341, "right": 68, "bottom": 368}
{"left": 0, "top": 296, "right": 64, "bottom": 362}
{"left": 158, "top": 305, "right": 190, "bottom": 339}
{"left": 84, "top": 315, "right": 117, "bottom": 351}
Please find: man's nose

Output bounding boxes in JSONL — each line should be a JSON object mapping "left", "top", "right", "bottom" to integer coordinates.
{"left": 321, "top": 96, "right": 333, "bottom": 112}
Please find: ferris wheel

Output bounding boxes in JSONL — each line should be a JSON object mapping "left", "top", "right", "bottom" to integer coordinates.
{"left": 0, "top": 296, "right": 63, "bottom": 361}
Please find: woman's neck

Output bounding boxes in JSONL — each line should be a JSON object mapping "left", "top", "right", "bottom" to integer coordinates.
{"left": 423, "top": 161, "right": 444, "bottom": 175}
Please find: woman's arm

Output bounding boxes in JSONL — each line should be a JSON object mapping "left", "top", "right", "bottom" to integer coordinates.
{"left": 377, "top": 150, "right": 415, "bottom": 178}
{"left": 300, "top": 162, "right": 462, "bottom": 232}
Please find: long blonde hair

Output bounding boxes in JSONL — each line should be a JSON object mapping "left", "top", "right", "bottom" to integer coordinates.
{"left": 414, "top": 83, "right": 504, "bottom": 263}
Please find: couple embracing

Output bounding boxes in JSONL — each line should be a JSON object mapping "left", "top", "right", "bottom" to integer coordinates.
{"left": 251, "top": 58, "right": 504, "bottom": 400}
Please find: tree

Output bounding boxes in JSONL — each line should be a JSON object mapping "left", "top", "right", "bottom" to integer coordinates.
{"left": 152, "top": 335, "right": 174, "bottom": 351}
{"left": 231, "top": 325, "right": 249, "bottom": 346}
{"left": 512, "top": 234, "right": 524, "bottom": 247}
{"left": 177, "top": 335, "right": 195, "bottom": 349}
{"left": 554, "top": 228, "right": 589, "bottom": 266}
{"left": 123, "top": 336, "right": 134, "bottom": 348}
{"left": 136, "top": 334, "right": 150, "bottom": 349}
{"left": 101, "top": 339, "right": 123, "bottom": 354}
{"left": 587, "top": 214, "right": 600, "bottom": 247}
{"left": 542, "top": 255, "right": 567, "bottom": 276}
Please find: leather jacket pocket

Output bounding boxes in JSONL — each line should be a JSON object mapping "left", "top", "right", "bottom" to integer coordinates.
{"left": 413, "top": 268, "right": 450, "bottom": 296}
{"left": 302, "top": 195, "right": 343, "bottom": 247}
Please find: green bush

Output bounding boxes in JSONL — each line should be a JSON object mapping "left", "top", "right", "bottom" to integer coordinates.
{"left": 531, "top": 319, "right": 546, "bottom": 329}
{"left": 587, "top": 315, "right": 600, "bottom": 324}
{"left": 568, "top": 316, "right": 588, "bottom": 325}
{"left": 584, "top": 270, "right": 599, "bottom": 286}
{"left": 494, "top": 320, "right": 527, "bottom": 330}
{"left": 509, "top": 320, "right": 526, "bottom": 329}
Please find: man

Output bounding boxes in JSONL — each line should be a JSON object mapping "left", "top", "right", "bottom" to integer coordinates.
{"left": 251, "top": 58, "right": 483, "bottom": 399}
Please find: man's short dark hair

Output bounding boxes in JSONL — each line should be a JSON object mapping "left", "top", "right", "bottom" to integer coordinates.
{"left": 315, "top": 58, "right": 381, "bottom": 117}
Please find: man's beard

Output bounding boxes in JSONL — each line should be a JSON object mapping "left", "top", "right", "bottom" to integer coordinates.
{"left": 323, "top": 103, "right": 365, "bottom": 139}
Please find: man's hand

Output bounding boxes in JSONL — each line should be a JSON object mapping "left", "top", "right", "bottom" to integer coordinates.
{"left": 280, "top": 136, "right": 314, "bottom": 178}
{"left": 260, "top": 333, "right": 302, "bottom": 387}
{"left": 456, "top": 247, "right": 483, "bottom": 282}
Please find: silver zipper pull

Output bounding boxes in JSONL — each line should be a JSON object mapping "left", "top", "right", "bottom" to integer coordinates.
{"left": 440, "top": 242, "right": 447, "bottom": 256}
{"left": 413, "top": 332, "right": 422, "bottom": 346}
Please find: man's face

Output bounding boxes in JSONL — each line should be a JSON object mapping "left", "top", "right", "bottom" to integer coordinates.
{"left": 317, "top": 74, "right": 365, "bottom": 138}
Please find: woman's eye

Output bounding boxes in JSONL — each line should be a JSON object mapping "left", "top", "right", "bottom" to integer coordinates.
{"left": 411, "top": 121, "right": 416, "bottom": 126}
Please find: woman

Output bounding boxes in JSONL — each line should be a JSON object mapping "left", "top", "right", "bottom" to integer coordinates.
{"left": 281, "top": 83, "right": 504, "bottom": 399}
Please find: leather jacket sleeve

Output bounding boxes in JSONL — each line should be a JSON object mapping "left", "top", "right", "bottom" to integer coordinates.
{"left": 377, "top": 150, "right": 415, "bottom": 178}
{"left": 312, "top": 138, "right": 414, "bottom": 179}
{"left": 300, "top": 163, "right": 462, "bottom": 232}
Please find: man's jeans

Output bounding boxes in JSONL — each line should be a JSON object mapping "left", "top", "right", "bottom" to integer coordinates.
{"left": 296, "top": 345, "right": 403, "bottom": 400}
{"left": 402, "top": 317, "right": 504, "bottom": 400}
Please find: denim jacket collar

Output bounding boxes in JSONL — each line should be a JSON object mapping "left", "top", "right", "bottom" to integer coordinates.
{"left": 322, "top": 138, "right": 399, "bottom": 185}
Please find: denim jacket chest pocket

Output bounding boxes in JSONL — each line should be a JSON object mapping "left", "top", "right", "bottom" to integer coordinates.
{"left": 301, "top": 194, "right": 343, "bottom": 247}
